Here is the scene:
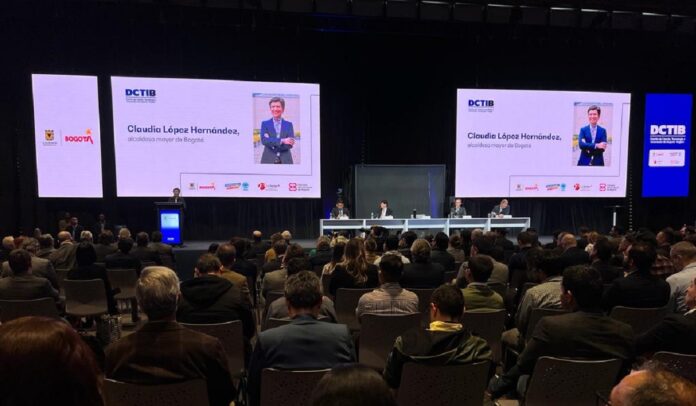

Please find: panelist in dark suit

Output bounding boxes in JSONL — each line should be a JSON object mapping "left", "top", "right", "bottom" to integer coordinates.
{"left": 377, "top": 200, "right": 394, "bottom": 218}
{"left": 330, "top": 199, "right": 350, "bottom": 219}
{"left": 260, "top": 97, "right": 295, "bottom": 164}
{"left": 248, "top": 271, "right": 356, "bottom": 406}
{"left": 92, "top": 213, "right": 112, "bottom": 236}
{"left": 450, "top": 197, "right": 467, "bottom": 218}
{"left": 65, "top": 217, "right": 85, "bottom": 242}
{"left": 491, "top": 199, "right": 510, "bottom": 217}
{"left": 577, "top": 105, "right": 608, "bottom": 166}
{"left": 167, "top": 187, "right": 186, "bottom": 210}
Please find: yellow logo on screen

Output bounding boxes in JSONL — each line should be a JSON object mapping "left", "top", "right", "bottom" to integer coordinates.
{"left": 44, "top": 130, "right": 54, "bottom": 141}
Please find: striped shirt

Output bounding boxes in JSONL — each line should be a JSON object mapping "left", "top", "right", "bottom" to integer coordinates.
{"left": 356, "top": 283, "right": 419, "bottom": 320}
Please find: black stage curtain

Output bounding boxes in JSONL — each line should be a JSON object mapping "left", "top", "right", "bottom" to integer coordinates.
{"left": 1, "top": 1, "right": 695, "bottom": 238}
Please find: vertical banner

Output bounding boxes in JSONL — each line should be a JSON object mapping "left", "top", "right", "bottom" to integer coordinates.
{"left": 642, "top": 94, "right": 692, "bottom": 197}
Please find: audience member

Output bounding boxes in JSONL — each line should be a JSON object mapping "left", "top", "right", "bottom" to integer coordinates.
{"left": 558, "top": 233, "right": 591, "bottom": 269}
{"left": 0, "top": 249, "right": 59, "bottom": 303}
{"left": 383, "top": 284, "right": 492, "bottom": 388}
{"left": 322, "top": 241, "right": 346, "bottom": 276}
{"left": 68, "top": 242, "right": 118, "bottom": 315}
{"left": 106, "top": 267, "right": 235, "bottom": 406}
{"left": 667, "top": 241, "right": 696, "bottom": 312}
{"left": 656, "top": 227, "right": 677, "bottom": 257}
{"left": 447, "top": 234, "right": 467, "bottom": 263}
{"left": 401, "top": 239, "right": 445, "bottom": 289}
{"left": 430, "top": 232, "right": 456, "bottom": 271}
{"left": 65, "top": 217, "right": 84, "bottom": 242}
{"left": 636, "top": 274, "right": 696, "bottom": 355}
{"left": 92, "top": 212, "right": 111, "bottom": 236}
{"left": 591, "top": 237, "right": 623, "bottom": 283}
{"left": 610, "top": 366, "right": 696, "bottom": 406}
{"left": 363, "top": 237, "right": 381, "bottom": 264}
{"left": 249, "top": 230, "right": 268, "bottom": 258}
{"left": 207, "top": 242, "right": 219, "bottom": 254}
{"left": 79, "top": 230, "right": 93, "bottom": 243}
{"left": 265, "top": 257, "right": 338, "bottom": 324}
{"left": 311, "top": 364, "right": 397, "bottom": 406}
{"left": 130, "top": 232, "right": 162, "bottom": 265}
{"left": 216, "top": 243, "right": 252, "bottom": 306}
{"left": 0, "top": 235, "right": 14, "bottom": 262}
{"left": 460, "top": 255, "right": 504, "bottom": 310}
{"left": 494, "top": 228, "right": 515, "bottom": 251}
{"left": 117, "top": 227, "right": 131, "bottom": 240}
{"left": 49, "top": 231, "right": 77, "bottom": 270}
{"left": 264, "top": 232, "right": 284, "bottom": 263}
{"left": 150, "top": 230, "right": 175, "bottom": 267}
{"left": 398, "top": 231, "right": 418, "bottom": 261}
{"left": 1, "top": 237, "right": 59, "bottom": 290}
{"left": 177, "top": 253, "right": 255, "bottom": 339}
{"left": 356, "top": 254, "right": 419, "bottom": 320}
{"left": 0, "top": 317, "right": 103, "bottom": 406}
{"left": 248, "top": 271, "right": 356, "bottom": 406}
{"left": 489, "top": 266, "right": 634, "bottom": 399}
{"left": 508, "top": 231, "right": 535, "bottom": 291}
{"left": 309, "top": 235, "right": 333, "bottom": 268}
{"left": 231, "top": 237, "right": 258, "bottom": 282}
{"left": 603, "top": 242, "right": 670, "bottom": 311}
{"left": 262, "top": 238, "right": 286, "bottom": 274}
{"left": 461, "top": 236, "right": 508, "bottom": 285}
{"left": 105, "top": 238, "right": 143, "bottom": 275}
{"left": 329, "top": 238, "right": 379, "bottom": 296}
{"left": 374, "top": 235, "right": 410, "bottom": 265}
{"left": 262, "top": 243, "right": 308, "bottom": 298}
{"left": 94, "top": 230, "right": 118, "bottom": 262}
{"left": 36, "top": 234, "right": 55, "bottom": 259}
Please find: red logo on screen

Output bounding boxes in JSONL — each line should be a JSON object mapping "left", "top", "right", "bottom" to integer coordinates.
{"left": 64, "top": 129, "right": 94, "bottom": 144}
{"left": 288, "top": 183, "right": 297, "bottom": 191}
{"left": 599, "top": 183, "right": 607, "bottom": 192}
{"left": 257, "top": 183, "right": 266, "bottom": 190}
{"left": 574, "top": 183, "right": 581, "bottom": 191}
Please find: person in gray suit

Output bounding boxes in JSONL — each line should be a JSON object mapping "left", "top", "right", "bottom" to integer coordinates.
{"left": 248, "top": 271, "right": 356, "bottom": 406}
{"left": 450, "top": 197, "right": 467, "bottom": 218}
{"left": 1, "top": 238, "right": 59, "bottom": 291}
{"left": 0, "top": 249, "right": 59, "bottom": 303}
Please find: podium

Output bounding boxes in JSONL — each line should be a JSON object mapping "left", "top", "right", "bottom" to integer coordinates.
{"left": 155, "top": 202, "right": 184, "bottom": 245}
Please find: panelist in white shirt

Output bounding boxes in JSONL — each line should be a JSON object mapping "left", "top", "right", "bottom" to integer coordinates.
{"left": 330, "top": 199, "right": 350, "bottom": 219}
{"left": 377, "top": 200, "right": 394, "bottom": 219}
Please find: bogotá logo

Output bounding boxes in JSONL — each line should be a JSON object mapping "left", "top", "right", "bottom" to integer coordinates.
{"left": 64, "top": 129, "right": 94, "bottom": 144}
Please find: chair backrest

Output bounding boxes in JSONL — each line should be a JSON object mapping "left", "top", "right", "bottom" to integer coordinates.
{"left": 443, "top": 270, "right": 457, "bottom": 284}
{"left": 335, "top": 288, "right": 373, "bottom": 331}
{"left": 396, "top": 361, "right": 490, "bottom": 406}
{"left": 486, "top": 282, "right": 508, "bottom": 299}
{"left": 653, "top": 351, "right": 696, "bottom": 383}
{"left": 263, "top": 317, "right": 292, "bottom": 331}
{"left": 525, "top": 308, "right": 568, "bottom": 342}
{"left": 180, "top": 320, "right": 245, "bottom": 377}
{"left": 609, "top": 306, "right": 670, "bottom": 335}
{"left": 321, "top": 273, "right": 332, "bottom": 299}
{"left": 524, "top": 357, "right": 623, "bottom": 406}
{"left": 264, "top": 290, "right": 285, "bottom": 319}
{"left": 56, "top": 268, "right": 70, "bottom": 298}
{"left": 0, "top": 297, "right": 60, "bottom": 323}
{"left": 260, "top": 368, "right": 329, "bottom": 406}
{"left": 462, "top": 309, "right": 507, "bottom": 363}
{"left": 141, "top": 261, "right": 157, "bottom": 268}
{"left": 359, "top": 313, "right": 422, "bottom": 370}
{"left": 409, "top": 288, "right": 435, "bottom": 327}
{"left": 107, "top": 269, "right": 138, "bottom": 299}
{"left": 102, "top": 379, "right": 208, "bottom": 406}
{"left": 63, "top": 279, "right": 109, "bottom": 317}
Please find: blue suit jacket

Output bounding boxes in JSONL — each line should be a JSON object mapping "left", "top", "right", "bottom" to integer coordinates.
{"left": 260, "top": 118, "right": 295, "bottom": 164}
{"left": 577, "top": 125, "right": 607, "bottom": 166}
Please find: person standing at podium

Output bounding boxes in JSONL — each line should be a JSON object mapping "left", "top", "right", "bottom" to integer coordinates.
{"left": 330, "top": 199, "right": 350, "bottom": 219}
{"left": 491, "top": 199, "right": 510, "bottom": 218}
{"left": 168, "top": 187, "right": 187, "bottom": 210}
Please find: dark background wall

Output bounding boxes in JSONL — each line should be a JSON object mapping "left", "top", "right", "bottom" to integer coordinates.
{"left": 1, "top": 1, "right": 695, "bottom": 239}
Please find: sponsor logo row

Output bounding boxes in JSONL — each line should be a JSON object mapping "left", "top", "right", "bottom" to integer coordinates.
{"left": 514, "top": 182, "right": 620, "bottom": 192}
{"left": 42, "top": 129, "right": 96, "bottom": 146}
{"left": 186, "top": 181, "right": 311, "bottom": 192}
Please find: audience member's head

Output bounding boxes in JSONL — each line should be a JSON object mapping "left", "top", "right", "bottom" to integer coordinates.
{"left": 628, "top": 242, "right": 657, "bottom": 275}
{"left": 592, "top": 237, "right": 613, "bottom": 262}
{"left": 657, "top": 227, "right": 677, "bottom": 246}
{"left": 57, "top": 231, "right": 72, "bottom": 243}
{"left": 331, "top": 242, "right": 346, "bottom": 264}
{"left": 151, "top": 230, "right": 163, "bottom": 243}
{"left": 195, "top": 253, "right": 222, "bottom": 276}
{"left": 79, "top": 230, "right": 93, "bottom": 243}
{"left": 2, "top": 236, "right": 14, "bottom": 250}
{"left": 8, "top": 249, "right": 32, "bottom": 275}
{"left": 136, "top": 232, "right": 149, "bottom": 247}
{"left": 517, "top": 231, "right": 534, "bottom": 247}
{"left": 75, "top": 242, "right": 97, "bottom": 267}
{"left": 38, "top": 234, "right": 54, "bottom": 250}
{"left": 0, "top": 316, "right": 103, "bottom": 406}
{"left": 70, "top": 217, "right": 78, "bottom": 227}
{"left": 471, "top": 235, "right": 495, "bottom": 257}
{"left": 364, "top": 238, "right": 378, "bottom": 255}
{"left": 470, "top": 228, "right": 483, "bottom": 242}
{"left": 207, "top": 242, "right": 219, "bottom": 254}
{"left": 118, "top": 227, "right": 131, "bottom": 240}
{"left": 430, "top": 284, "right": 465, "bottom": 321}
{"left": 410, "top": 239, "right": 431, "bottom": 263}
{"left": 281, "top": 230, "right": 292, "bottom": 242}
{"left": 269, "top": 232, "right": 283, "bottom": 244}
{"left": 136, "top": 266, "right": 180, "bottom": 321}
{"left": 384, "top": 235, "right": 400, "bottom": 252}
{"left": 284, "top": 243, "right": 306, "bottom": 264}
{"left": 20, "top": 237, "right": 38, "bottom": 254}
{"left": 98, "top": 230, "right": 114, "bottom": 245}
{"left": 316, "top": 235, "right": 331, "bottom": 251}
{"left": 434, "top": 232, "right": 449, "bottom": 251}
{"left": 401, "top": 231, "right": 417, "bottom": 249}
{"left": 560, "top": 233, "right": 577, "bottom": 250}
{"left": 561, "top": 265, "right": 603, "bottom": 311}
{"left": 252, "top": 230, "right": 262, "bottom": 242}
{"left": 449, "top": 234, "right": 463, "bottom": 250}
{"left": 215, "top": 243, "right": 236, "bottom": 269}
{"left": 610, "top": 365, "right": 696, "bottom": 406}
{"left": 466, "top": 254, "right": 494, "bottom": 283}
{"left": 117, "top": 238, "right": 134, "bottom": 254}
{"left": 273, "top": 239, "right": 288, "bottom": 257}
{"left": 536, "top": 250, "right": 563, "bottom": 278}
{"left": 670, "top": 241, "right": 696, "bottom": 272}
{"left": 685, "top": 276, "right": 696, "bottom": 311}
{"left": 310, "top": 364, "right": 397, "bottom": 406}
{"left": 285, "top": 271, "right": 323, "bottom": 317}
{"left": 286, "top": 257, "right": 309, "bottom": 276}
{"left": 231, "top": 237, "right": 250, "bottom": 260}
{"left": 378, "top": 254, "right": 404, "bottom": 284}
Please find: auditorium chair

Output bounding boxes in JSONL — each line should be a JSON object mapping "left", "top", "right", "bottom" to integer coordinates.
{"left": 462, "top": 309, "right": 506, "bottom": 363}
{"left": 263, "top": 290, "right": 285, "bottom": 319}
{"left": 55, "top": 268, "right": 70, "bottom": 299}
{"left": 262, "top": 316, "right": 331, "bottom": 331}
{"left": 335, "top": 288, "right": 373, "bottom": 331}
{"left": 487, "top": 282, "right": 508, "bottom": 300}
{"left": 0, "top": 297, "right": 60, "bottom": 323}
{"left": 652, "top": 351, "right": 696, "bottom": 383}
{"left": 63, "top": 279, "right": 109, "bottom": 319}
{"left": 107, "top": 268, "right": 139, "bottom": 320}
{"left": 522, "top": 357, "right": 622, "bottom": 406}
{"left": 260, "top": 368, "right": 329, "bottom": 406}
{"left": 358, "top": 313, "right": 421, "bottom": 370}
{"left": 609, "top": 306, "right": 670, "bottom": 335}
{"left": 409, "top": 288, "right": 435, "bottom": 327}
{"left": 180, "top": 320, "right": 246, "bottom": 378}
{"left": 525, "top": 307, "right": 568, "bottom": 344}
{"left": 396, "top": 361, "right": 490, "bottom": 406}
{"left": 103, "top": 378, "right": 208, "bottom": 406}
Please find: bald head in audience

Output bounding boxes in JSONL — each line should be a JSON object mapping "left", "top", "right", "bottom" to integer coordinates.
{"left": 610, "top": 367, "right": 696, "bottom": 406}
{"left": 559, "top": 233, "right": 577, "bottom": 251}
{"left": 57, "top": 231, "right": 72, "bottom": 244}
{"left": 670, "top": 241, "right": 696, "bottom": 272}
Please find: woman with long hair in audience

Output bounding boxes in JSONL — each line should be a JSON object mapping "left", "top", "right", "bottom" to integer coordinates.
{"left": 329, "top": 238, "right": 378, "bottom": 297}
{"left": 364, "top": 237, "right": 381, "bottom": 264}
{"left": 0, "top": 316, "right": 104, "bottom": 405}
{"left": 322, "top": 241, "right": 346, "bottom": 276}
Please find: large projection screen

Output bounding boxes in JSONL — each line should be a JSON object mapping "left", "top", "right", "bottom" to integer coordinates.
{"left": 111, "top": 76, "right": 320, "bottom": 198}
{"left": 32, "top": 74, "right": 103, "bottom": 198}
{"left": 456, "top": 89, "right": 631, "bottom": 198}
